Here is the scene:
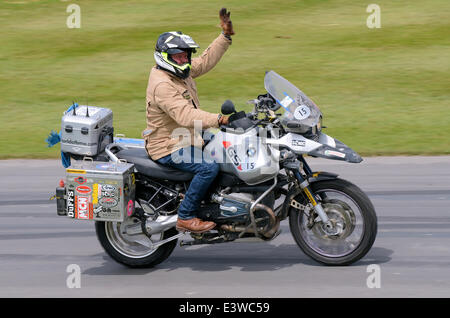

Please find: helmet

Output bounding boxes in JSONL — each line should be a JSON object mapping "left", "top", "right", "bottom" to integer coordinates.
{"left": 154, "top": 31, "right": 200, "bottom": 79}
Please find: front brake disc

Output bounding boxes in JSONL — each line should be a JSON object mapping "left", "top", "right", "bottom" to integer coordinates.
{"left": 311, "top": 199, "right": 356, "bottom": 240}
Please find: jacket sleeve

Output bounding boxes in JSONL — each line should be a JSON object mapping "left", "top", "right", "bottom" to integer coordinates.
{"left": 154, "top": 82, "right": 220, "bottom": 128}
{"left": 190, "top": 33, "right": 232, "bottom": 79}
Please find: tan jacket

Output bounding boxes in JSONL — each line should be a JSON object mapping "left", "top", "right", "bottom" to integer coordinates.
{"left": 143, "top": 33, "right": 232, "bottom": 160}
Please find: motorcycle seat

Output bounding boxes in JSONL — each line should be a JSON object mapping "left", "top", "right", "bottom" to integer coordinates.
{"left": 115, "top": 147, "right": 193, "bottom": 182}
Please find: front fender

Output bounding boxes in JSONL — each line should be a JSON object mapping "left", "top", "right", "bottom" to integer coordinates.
{"left": 308, "top": 171, "right": 339, "bottom": 183}
{"left": 308, "top": 133, "right": 363, "bottom": 163}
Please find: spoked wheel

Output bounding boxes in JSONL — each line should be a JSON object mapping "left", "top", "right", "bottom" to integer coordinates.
{"left": 289, "top": 178, "right": 377, "bottom": 265}
{"left": 95, "top": 216, "right": 178, "bottom": 268}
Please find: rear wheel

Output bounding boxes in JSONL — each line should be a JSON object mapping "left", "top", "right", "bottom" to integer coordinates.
{"left": 289, "top": 178, "right": 377, "bottom": 265}
{"left": 95, "top": 217, "right": 178, "bottom": 268}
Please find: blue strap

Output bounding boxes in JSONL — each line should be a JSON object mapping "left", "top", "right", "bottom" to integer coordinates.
{"left": 61, "top": 151, "right": 71, "bottom": 168}
{"left": 65, "top": 102, "right": 79, "bottom": 114}
{"left": 45, "top": 102, "right": 79, "bottom": 168}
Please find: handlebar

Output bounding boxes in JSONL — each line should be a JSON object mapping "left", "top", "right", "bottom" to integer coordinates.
{"left": 220, "top": 93, "right": 281, "bottom": 131}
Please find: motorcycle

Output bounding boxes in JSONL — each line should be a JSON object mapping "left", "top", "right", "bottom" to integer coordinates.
{"left": 55, "top": 70, "right": 377, "bottom": 267}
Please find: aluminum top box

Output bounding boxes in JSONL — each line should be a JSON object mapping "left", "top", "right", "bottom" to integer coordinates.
{"left": 61, "top": 105, "right": 113, "bottom": 156}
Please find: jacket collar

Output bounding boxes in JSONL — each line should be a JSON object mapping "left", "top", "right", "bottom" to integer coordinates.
{"left": 154, "top": 66, "right": 189, "bottom": 84}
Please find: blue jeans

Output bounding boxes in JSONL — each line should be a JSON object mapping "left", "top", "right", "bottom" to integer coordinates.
{"left": 156, "top": 147, "right": 219, "bottom": 220}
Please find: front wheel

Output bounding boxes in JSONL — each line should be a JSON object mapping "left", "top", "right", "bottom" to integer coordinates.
{"left": 95, "top": 218, "right": 178, "bottom": 268}
{"left": 289, "top": 178, "right": 377, "bottom": 265}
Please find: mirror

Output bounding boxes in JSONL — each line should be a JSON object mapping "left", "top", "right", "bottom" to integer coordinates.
{"left": 221, "top": 100, "right": 236, "bottom": 115}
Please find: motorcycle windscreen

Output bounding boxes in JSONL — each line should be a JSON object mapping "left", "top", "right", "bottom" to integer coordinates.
{"left": 264, "top": 70, "right": 322, "bottom": 128}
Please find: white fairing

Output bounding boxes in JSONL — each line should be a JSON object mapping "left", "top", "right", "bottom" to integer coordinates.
{"left": 265, "top": 133, "right": 322, "bottom": 154}
{"left": 318, "top": 132, "right": 336, "bottom": 148}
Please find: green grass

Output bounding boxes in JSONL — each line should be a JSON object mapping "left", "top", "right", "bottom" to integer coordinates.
{"left": 0, "top": 0, "right": 449, "bottom": 158}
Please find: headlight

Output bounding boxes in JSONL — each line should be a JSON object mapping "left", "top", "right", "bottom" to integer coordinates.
{"left": 316, "top": 116, "right": 322, "bottom": 132}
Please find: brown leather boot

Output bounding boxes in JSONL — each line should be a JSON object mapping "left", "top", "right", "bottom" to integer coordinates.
{"left": 176, "top": 217, "right": 216, "bottom": 233}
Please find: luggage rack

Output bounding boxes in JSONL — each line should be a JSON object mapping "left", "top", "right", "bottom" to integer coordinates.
{"left": 105, "top": 143, "right": 126, "bottom": 163}
{"left": 105, "top": 135, "right": 146, "bottom": 162}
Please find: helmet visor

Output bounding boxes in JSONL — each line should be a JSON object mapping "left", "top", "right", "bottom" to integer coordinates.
{"left": 166, "top": 48, "right": 185, "bottom": 54}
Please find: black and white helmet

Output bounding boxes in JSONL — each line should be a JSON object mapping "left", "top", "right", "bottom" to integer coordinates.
{"left": 154, "top": 31, "right": 200, "bottom": 79}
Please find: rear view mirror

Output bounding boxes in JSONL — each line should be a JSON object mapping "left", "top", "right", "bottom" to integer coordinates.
{"left": 221, "top": 100, "right": 236, "bottom": 115}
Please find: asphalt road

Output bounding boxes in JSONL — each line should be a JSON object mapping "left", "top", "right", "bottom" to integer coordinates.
{"left": 1, "top": 156, "right": 449, "bottom": 298}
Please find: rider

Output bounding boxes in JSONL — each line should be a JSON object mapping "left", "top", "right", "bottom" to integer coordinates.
{"left": 143, "top": 8, "right": 234, "bottom": 233}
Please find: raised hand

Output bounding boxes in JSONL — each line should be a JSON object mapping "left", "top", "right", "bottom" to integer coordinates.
{"left": 219, "top": 8, "right": 235, "bottom": 36}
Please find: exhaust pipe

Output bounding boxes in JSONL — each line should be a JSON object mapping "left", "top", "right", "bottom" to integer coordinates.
{"left": 124, "top": 214, "right": 178, "bottom": 236}
{"left": 145, "top": 214, "right": 178, "bottom": 235}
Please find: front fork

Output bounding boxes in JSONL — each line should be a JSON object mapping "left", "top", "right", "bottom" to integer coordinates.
{"left": 287, "top": 156, "right": 332, "bottom": 229}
